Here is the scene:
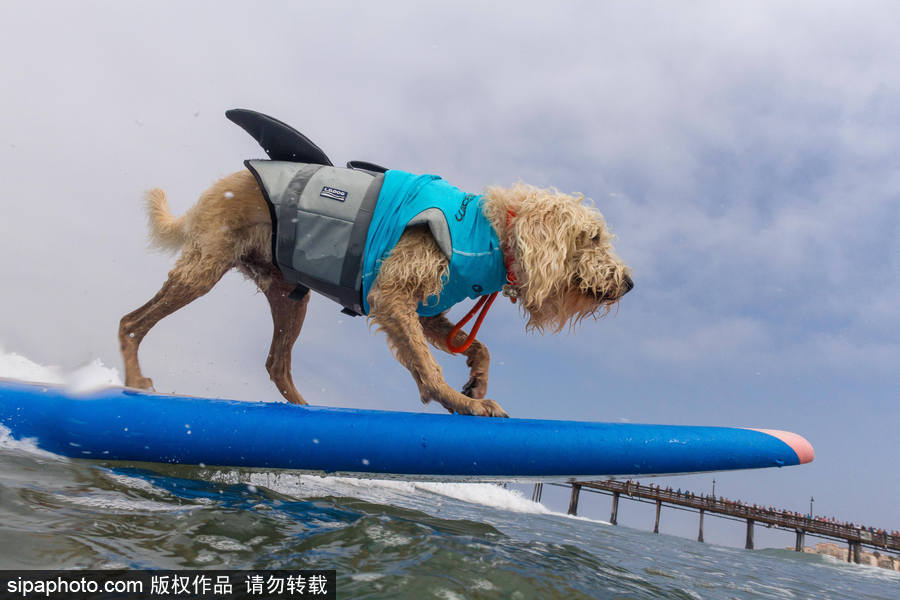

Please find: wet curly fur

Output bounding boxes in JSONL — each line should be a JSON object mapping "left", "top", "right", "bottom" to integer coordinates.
{"left": 119, "top": 169, "right": 632, "bottom": 417}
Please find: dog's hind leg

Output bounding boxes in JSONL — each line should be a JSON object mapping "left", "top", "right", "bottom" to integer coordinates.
{"left": 118, "top": 243, "right": 231, "bottom": 390}
{"left": 419, "top": 314, "right": 491, "bottom": 400}
{"left": 261, "top": 279, "right": 309, "bottom": 405}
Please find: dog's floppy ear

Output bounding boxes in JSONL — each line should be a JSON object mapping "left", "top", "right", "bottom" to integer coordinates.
{"left": 509, "top": 187, "right": 585, "bottom": 312}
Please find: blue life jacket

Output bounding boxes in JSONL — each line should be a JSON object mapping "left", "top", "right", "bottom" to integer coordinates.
{"left": 361, "top": 170, "right": 506, "bottom": 316}
{"left": 233, "top": 110, "right": 506, "bottom": 317}
{"left": 245, "top": 160, "right": 506, "bottom": 317}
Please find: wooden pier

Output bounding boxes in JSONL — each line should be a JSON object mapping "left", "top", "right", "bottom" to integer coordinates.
{"left": 537, "top": 480, "right": 898, "bottom": 563}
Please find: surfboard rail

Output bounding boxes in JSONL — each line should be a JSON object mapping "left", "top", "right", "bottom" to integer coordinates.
{"left": 0, "top": 379, "right": 813, "bottom": 481}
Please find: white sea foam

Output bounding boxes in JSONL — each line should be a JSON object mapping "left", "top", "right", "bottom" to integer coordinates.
{"left": 199, "top": 469, "right": 611, "bottom": 526}
{"left": 102, "top": 472, "right": 174, "bottom": 498}
{"left": 195, "top": 535, "right": 252, "bottom": 552}
{"left": 0, "top": 346, "right": 64, "bottom": 384}
{"left": 817, "top": 553, "right": 900, "bottom": 582}
{"left": 414, "top": 481, "right": 551, "bottom": 514}
{"left": 0, "top": 424, "right": 68, "bottom": 461}
{"left": 365, "top": 524, "right": 413, "bottom": 547}
{"left": 54, "top": 493, "right": 199, "bottom": 513}
{"left": 0, "top": 344, "right": 122, "bottom": 391}
{"left": 349, "top": 573, "right": 384, "bottom": 582}
{"left": 64, "top": 358, "right": 123, "bottom": 393}
{"left": 434, "top": 591, "right": 467, "bottom": 600}
{"left": 565, "top": 513, "right": 614, "bottom": 526}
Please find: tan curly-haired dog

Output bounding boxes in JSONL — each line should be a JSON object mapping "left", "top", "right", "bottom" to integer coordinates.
{"left": 119, "top": 172, "right": 632, "bottom": 418}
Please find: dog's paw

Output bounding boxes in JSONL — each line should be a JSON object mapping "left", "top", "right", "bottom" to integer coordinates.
{"left": 461, "top": 376, "right": 487, "bottom": 400}
{"left": 466, "top": 398, "right": 509, "bottom": 418}
{"left": 126, "top": 376, "right": 155, "bottom": 391}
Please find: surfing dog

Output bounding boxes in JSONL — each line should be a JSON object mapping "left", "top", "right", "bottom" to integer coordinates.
{"left": 119, "top": 158, "right": 632, "bottom": 418}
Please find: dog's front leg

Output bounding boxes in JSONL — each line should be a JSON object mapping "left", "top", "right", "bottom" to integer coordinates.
{"left": 420, "top": 314, "right": 490, "bottom": 400}
{"left": 368, "top": 287, "right": 507, "bottom": 417}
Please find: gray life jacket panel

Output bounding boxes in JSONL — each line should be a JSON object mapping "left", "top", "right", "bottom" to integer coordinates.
{"left": 244, "top": 160, "right": 384, "bottom": 316}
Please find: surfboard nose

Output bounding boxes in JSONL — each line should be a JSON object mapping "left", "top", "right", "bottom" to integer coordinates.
{"left": 751, "top": 429, "right": 815, "bottom": 464}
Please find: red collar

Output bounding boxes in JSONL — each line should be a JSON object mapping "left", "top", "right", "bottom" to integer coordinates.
{"left": 502, "top": 209, "right": 519, "bottom": 303}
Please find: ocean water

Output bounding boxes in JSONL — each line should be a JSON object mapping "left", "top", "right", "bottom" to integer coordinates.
{"left": 0, "top": 441, "right": 897, "bottom": 600}
{"left": 0, "top": 351, "right": 897, "bottom": 599}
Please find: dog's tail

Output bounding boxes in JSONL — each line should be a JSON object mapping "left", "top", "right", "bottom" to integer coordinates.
{"left": 144, "top": 188, "right": 188, "bottom": 251}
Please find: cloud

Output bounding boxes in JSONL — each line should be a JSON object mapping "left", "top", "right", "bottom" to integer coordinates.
{"left": 641, "top": 317, "right": 770, "bottom": 365}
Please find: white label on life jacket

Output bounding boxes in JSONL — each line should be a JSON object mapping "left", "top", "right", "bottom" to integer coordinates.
{"left": 320, "top": 186, "right": 348, "bottom": 202}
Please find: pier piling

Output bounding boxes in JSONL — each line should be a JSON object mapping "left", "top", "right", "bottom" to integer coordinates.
{"left": 531, "top": 483, "right": 543, "bottom": 503}
{"left": 745, "top": 519, "right": 755, "bottom": 550}
{"left": 698, "top": 509, "right": 705, "bottom": 543}
{"left": 610, "top": 491, "right": 620, "bottom": 525}
{"left": 653, "top": 500, "right": 662, "bottom": 534}
{"left": 567, "top": 483, "right": 581, "bottom": 516}
{"left": 795, "top": 529, "right": 805, "bottom": 552}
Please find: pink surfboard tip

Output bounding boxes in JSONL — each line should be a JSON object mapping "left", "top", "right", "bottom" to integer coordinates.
{"left": 751, "top": 429, "right": 815, "bottom": 464}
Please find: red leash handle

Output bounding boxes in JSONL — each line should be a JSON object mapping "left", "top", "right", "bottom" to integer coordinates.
{"left": 445, "top": 210, "right": 517, "bottom": 354}
{"left": 446, "top": 292, "right": 498, "bottom": 354}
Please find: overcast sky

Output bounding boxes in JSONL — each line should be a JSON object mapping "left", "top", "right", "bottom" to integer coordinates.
{"left": 0, "top": 2, "right": 897, "bottom": 545}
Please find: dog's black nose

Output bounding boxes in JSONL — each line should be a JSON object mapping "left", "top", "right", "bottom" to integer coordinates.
{"left": 623, "top": 274, "right": 634, "bottom": 294}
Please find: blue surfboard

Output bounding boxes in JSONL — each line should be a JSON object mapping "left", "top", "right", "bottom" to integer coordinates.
{"left": 0, "top": 379, "right": 813, "bottom": 481}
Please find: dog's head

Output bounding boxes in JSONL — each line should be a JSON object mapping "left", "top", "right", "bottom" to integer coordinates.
{"left": 485, "top": 183, "right": 633, "bottom": 332}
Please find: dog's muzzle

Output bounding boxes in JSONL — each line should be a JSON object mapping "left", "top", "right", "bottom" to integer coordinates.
{"left": 576, "top": 274, "right": 633, "bottom": 301}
